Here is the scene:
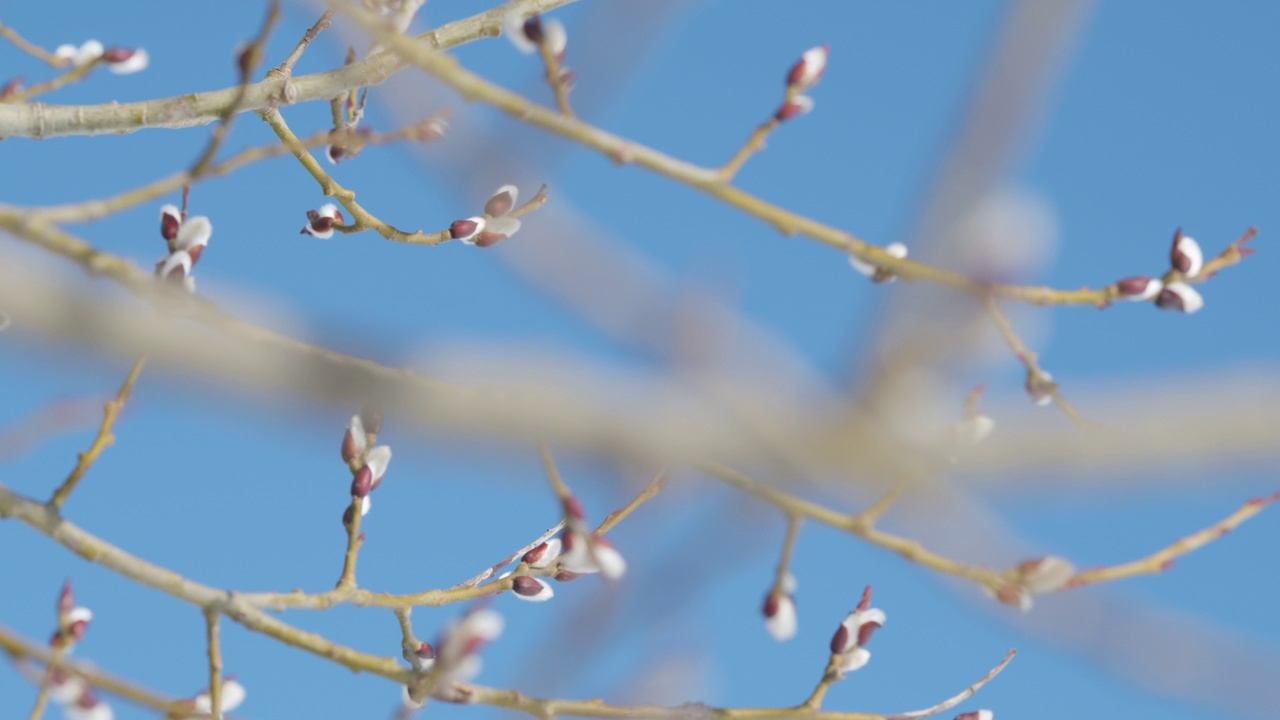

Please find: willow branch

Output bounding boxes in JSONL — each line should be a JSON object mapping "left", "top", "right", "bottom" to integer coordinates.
{"left": 0, "top": 22, "right": 63, "bottom": 66}
{"left": 204, "top": 610, "right": 224, "bottom": 720}
{"left": 0, "top": 0, "right": 582, "bottom": 138}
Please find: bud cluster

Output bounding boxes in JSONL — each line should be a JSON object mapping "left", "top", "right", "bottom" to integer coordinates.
{"left": 45, "top": 581, "right": 114, "bottom": 720}
{"left": 775, "top": 45, "right": 829, "bottom": 122}
{"left": 154, "top": 204, "right": 212, "bottom": 292}
{"left": 53, "top": 40, "right": 149, "bottom": 74}
{"left": 431, "top": 607, "right": 505, "bottom": 683}
{"left": 340, "top": 405, "right": 391, "bottom": 527}
{"left": 827, "top": 585, "right": 886, "bottom": 679}
{"left": 516, "top": 494, "right": 628, "bottom": 591}
{"left": 301, "top": 203, "right": 347, "bottom": 240}
{"left": 449, "top": 184, "right": 527, "bottom": 247}
{"left": 504, "top": 12, "right": 573, "bottom": 88}
{"left": 1113, "top": 228, "right": 1233, "bottom": 314}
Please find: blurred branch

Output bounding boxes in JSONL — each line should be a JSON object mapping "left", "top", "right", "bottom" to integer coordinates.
{"left": 0, "top": 22, "right": 63, "bottom": 66}
{"left": 25, "top": 117, "right": 448, "bottom": 225}
{"left": 0, "top": 625, "right": 205, "bottom": 718}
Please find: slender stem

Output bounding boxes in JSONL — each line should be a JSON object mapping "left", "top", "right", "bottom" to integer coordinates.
{"left": 538, "top": 440, "right": 572, "bottom": 501}
{"left": 1067, "top": 490, "right": 1280, "bottom": 588}
{"left": 775, "top": 513, "right": 802, "bottom": 588}
{"left": 537, "top": 41, "right": 575, "bottom": 117}
{"left": 204, "top": 610, "right": 224, "bottom": 720}
{"left": 2, "top": 61, "right": 97, "bottom": 103}
{"left": 0, "top": 22, "right": 62, "bottom": 66}
{"left": 188, "top": 0, "right": 282, "bottom": 178}
{"left": 24, "top": 645, "right": 64, "bottom": 720}
{"left": 49, "top": 356, "right": 147, "bottom": 510}
{"left": 337, "top": 495, "right": 365, "bottom": 590}
{"left": 596, "top": 469, "right": 668, "bottom": 534}
{"left": 276, "top": 9, "right": 336, "bottom": 77}
{"left": 982, "top": 296, "right": 1097, "bottom": 430}
{"left": 719, "top": 118, "right": 779, "bottom": 182}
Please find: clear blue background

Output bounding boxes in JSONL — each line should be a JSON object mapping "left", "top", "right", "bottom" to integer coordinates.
{"left": 2, "top": 2, "right": 1279, "bottom": 719}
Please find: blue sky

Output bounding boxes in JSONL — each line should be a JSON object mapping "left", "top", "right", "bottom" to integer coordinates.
{"left": 2, "top": 2, "right": 1279, "bottom": 719}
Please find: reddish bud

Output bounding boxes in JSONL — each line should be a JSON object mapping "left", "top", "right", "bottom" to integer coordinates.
{"left": 775, "top": 96, "right": 814, "bottom": 122}
{"left": 511, "top": 576, "right": 543, "bottom": 596}
{"left": 554, "top": 569, "right": 583, "bottom": 582}
{"left": 523, "top": 542, "right": 550, "bottom": 566}
{"left": 416, "top": 641, "right": 435, "bottom": 660}
{"left": 830, "top": 624, "right": 849, "bottom": 654}
{"left": 351, "top": 465, "right": 373, "bottom": 498}
{"left": 341, "top": 428, "right": 360, "bottom": 463}
{"left": 1, "top": 77, "right": 24, "bottom": 98}
{"left": 101, "top": 47, "right": 136, "bottom": 64}
{"left": 58, "top": 580, "right": 75, "bottom": 618}
{"left": 763, "top": 592, "right": 781, "bottom": 618}
{"left": 342, "top": 505, "right": 355, "bottom": 527}
{"left": 786, "top": 45, "right": 829, "bottom": 89}
{"left": 563, "top": 496, "right": 586, "bottom": 521}
{"left": 856, "top": 585, "right": 872, "bottom": 612}
{"left": 450, "top": 219, "right": 479, "bottom": 240}
{"left": 485, "top": 185, "right": 518, "bottom": 217}
{"left": 522, "top": 15, "right": 545, "bottom": 44}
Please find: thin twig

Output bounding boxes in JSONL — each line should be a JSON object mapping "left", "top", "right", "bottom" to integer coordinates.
{"left": 1066, "top": 490, "right": 1280, "bottom": 588}
{"left": 275, "top": 8, "right": 336, "bottom": 77}
{"left": 982, "top": 295, "right": 1097, "bottom": 430}
{"left": 538, "top": 440, "right": 572, "bottom": 501}
{"left": 188, "top": 0, "right": 282, "bottom": 178}
{"left": 0, "top": 22, "right": 63, "bottom": 66}
{"left": 49, "top": 356, "right": 147, "bottom": 510}
{"left": 883, "top": 649, "right": 1016, "bottom": 720}
{"left": 2, "top": 61, "right": 97, "bottom": 103}
{"left": 596, "top": 469, "right": 668, "bottom": 534}
{"left": 24, "top": 644, "right": 64, "bottom": 720}
{"left": 204, "top": 610, "right": 223, "bottom": 720}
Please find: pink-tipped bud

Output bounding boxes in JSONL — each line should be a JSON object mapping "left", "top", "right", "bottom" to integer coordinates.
{"left": 1115, "top": 275, "right": 1162, "bottom": 301}
{"left": 160, "top": 205, "right": 182, "bottom": 242}
{"left": 786, "top": 45, "right": 829, "bottom": 90}
{"left": 302, "top": 204, "right": 345, "bottom": 240}
{"left": 326, "top": 143, "right": 347, "bottom": 165}
{"left": 954, "top": 710, "right": 994, "bottom": 720}
{"left": 1155, "top": 281, "right": 1204, "bottom": 314}
{"left": 102, "top": 47, "right": 148, "bottom": 75}
{"left": 775, "top": 95, "right": 814, "bottom": 122}
{"left": 1015, "top": 556, "right": 1076, "bottom": 593}
{"left": 416, "top": 641, "right": 435, "bottom": 660}
{"left": 991, "top": 583, "right": 1032, "bottom": 611}
{"left": 563, "top": 496, "right": 586, "bottom": 521}
{"left": 523, "top": 538, "right": 562, "bottom": 569}
{"left": 450, "top": 216, "right": 486, "bottom": 244}
{"left": 511, "top": 575, "right": 555, "bottom": 602}
{"left": 1170, "top": 228, "right": 1205, "bottom": 277}
{"left": 1025, "top": 370, "right": 1055, "bottom": 407}
{"left": 522, "top": 15, "right": 545, "bottom": 44}
{"left": 351, "top": 465, "right": 373, "bottom": 498}
{"left": 762, "top": 592, "right": 798, "bottom": 642}
{"left": 484, "top": 185, "right": 519, "bottom": 217}
{"left": 0, "top": 77, "right": 23, "bottom": 99}
{"left": 58, "top": 580, "right": 75, "bottom": 618}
